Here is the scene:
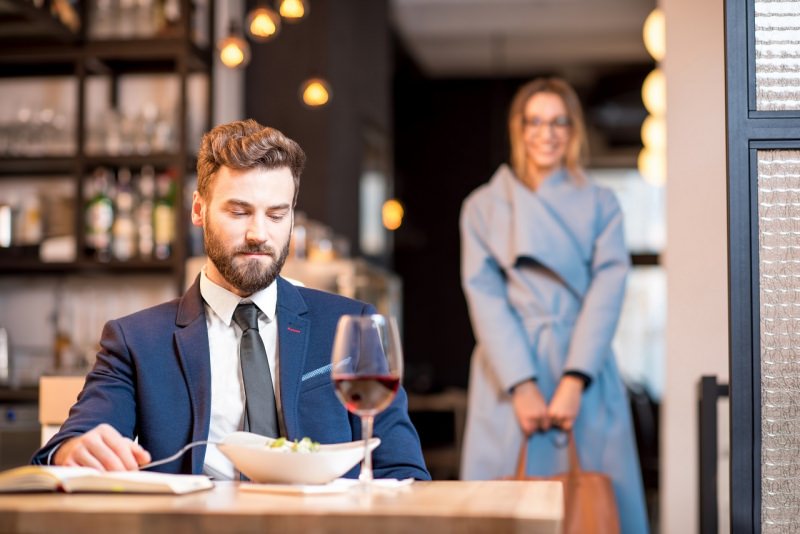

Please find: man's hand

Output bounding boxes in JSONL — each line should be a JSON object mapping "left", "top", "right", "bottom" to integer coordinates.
{"left": 511, "top": 380, "right": 550, "bottom": 436}
{"left": 53, "top": 424, "right": 151, "bottom": 471}
{"left": 547, "top": 375, "right": 584, "bottom": 431}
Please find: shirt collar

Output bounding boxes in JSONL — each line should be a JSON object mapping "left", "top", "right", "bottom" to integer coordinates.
{"left": 199, "top": 266, "right": 278, "bottom": 326}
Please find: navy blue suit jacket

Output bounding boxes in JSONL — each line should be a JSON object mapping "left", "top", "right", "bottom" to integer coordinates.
{"left": 32, "top": 277, "right": 430, "bottom": 480}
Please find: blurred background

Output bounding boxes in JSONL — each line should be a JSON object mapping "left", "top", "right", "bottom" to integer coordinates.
{"left": 0, "top": 1, "right": 731, "bottom": 533}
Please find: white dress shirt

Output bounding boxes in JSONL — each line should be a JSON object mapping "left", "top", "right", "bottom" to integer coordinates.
{"left": 199, "top": 267, "right": 279, "bottom": 480}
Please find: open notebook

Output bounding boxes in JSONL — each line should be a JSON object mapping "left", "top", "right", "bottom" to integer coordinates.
{"left": 0, "top": 466, "right": 213, "bottom": 494}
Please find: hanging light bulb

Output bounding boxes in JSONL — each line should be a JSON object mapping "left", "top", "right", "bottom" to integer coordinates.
{"left": 641, "top": 115, "right": 666, "bottom": 150}
{"left": 278, "top": 0, "right": 308, "bottom": 22}
{"left": 643, "top": 8, "right": 666, "bottom": 62}
{"left": 639, "top": 8, "right": 667, "bottom": 187}
{"left": 217, "top": 21, "right": 251, "bottom": 69}
{"left": 300, "top": 78, "right": 332, "bottom": 108}
{"left": 382, "top": 199, "right": 404, "bottom": 231}
{"left": 247, "top": 5, "right": 281, "bottom": 42}
{"left": 638, "top": 147, "right": 666, "bottom": 187}
{"left": 642, "top": 68, "right": 666, "bottom": 116}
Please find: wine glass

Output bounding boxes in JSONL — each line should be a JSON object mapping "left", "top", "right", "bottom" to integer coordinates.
{"left": 331, "top": 314, "right": 403, "bottom": 486}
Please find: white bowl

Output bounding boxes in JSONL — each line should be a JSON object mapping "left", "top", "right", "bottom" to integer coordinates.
{"left": 217, "top": 432, "right": 381, "bottom": 485}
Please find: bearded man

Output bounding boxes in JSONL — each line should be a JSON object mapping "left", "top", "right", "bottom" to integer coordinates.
{"left": 32, "top": 119, "right": 430, "bottom": 482}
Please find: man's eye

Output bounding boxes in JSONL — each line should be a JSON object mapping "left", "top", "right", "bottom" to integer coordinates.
{"left": 269, "top": 214, "right": 286, "bottom": 222}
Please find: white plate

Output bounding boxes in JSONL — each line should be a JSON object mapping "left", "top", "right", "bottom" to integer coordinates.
{"left": 217, "top": 432, "right": 380, "bottom": 485}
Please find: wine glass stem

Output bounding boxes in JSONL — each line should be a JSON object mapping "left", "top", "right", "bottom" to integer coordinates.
{"left": 359, "top": 415, "right": 375, "bottom": 484}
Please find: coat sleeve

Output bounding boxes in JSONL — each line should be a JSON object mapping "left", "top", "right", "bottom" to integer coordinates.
{"left": 460, "top": 195, "right": 537, "bottom": 392}
{"left": 369, "top": 385, "right": 431, "bottom": 480}
{"left": 564, "top": 188, "right": 630, "bottom": 378}
{"left": 31, "top": 319, "right": 138, "bottom": 465}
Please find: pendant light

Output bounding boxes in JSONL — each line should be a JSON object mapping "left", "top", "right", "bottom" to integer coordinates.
{"left": 382, "top": 199, "right": 404, "bottom": 231}
{"left": 297, "top": 5, "right": 330, "bottom": 110}
{"left": 641, "top": 68, "right": 666, "bottom": 117}
{"left": 278, "top": 0, "right": 308, "bottom": 23}
{"left": 299, "top": 77, "right": 332, "bottom": 108}
{"left": 217, "top": 20, "right": 251, "bottom": 69}
{"left": 218, "top": 0, "right": 310, "bottom": 70}
{"left": 638, "top": 7, "right": 667, "bottom": 187}
{"left": 643, "top": 8, "right": 666, "bottom": 62}
{"left": 246, "top": 2, "right": 281, "bottom": 42}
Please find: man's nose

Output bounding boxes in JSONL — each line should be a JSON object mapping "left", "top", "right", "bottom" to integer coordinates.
{"left": 245, "top": 217, "right": 269, "bottom": 242}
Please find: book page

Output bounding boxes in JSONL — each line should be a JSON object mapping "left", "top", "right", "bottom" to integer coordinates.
{"left": 60, "top": 471, "right": 214, "bottom": 494}
{"left": 0, "top": 466, "right": 98, "bottom": 492}
{"left": 0, "top": 466, "right": 212, "bottom": 494}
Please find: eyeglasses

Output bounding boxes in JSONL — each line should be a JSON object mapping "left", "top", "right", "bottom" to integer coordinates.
{"left": 522, "top": 115, "right": 572, "bottom": 133}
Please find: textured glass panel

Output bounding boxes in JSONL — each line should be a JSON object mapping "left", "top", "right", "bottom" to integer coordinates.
{"left": 759, "top": 150, "right": 800, "bottom": 531}
{"left": 755, "top": 0, "right": 800, "bottom": 110}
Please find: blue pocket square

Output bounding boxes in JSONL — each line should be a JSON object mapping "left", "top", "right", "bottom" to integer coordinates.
{"left": 301, "top": 357, "right": 351, "bottom": 382}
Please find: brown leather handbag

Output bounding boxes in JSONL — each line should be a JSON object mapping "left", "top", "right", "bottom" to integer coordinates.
{"left": 509, "top": 431, "right": 620, "bottom": 534}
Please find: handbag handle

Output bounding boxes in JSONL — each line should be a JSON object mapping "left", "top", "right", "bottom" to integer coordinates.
{"left": 513, "top": 429, "right": 584, "bottom": 479}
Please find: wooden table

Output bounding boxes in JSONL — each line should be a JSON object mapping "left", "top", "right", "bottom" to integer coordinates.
{"left": 0, "top": 480, "right": 562, "bottom": 533}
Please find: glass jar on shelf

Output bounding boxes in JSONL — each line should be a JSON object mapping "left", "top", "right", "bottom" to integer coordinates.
{"left": 111, "top": 167, "right": 137, "bottom": 261}
{"left": 89, "top": 0, "right": 117, "bottom": 39}
{"left": 289, "top": 211, "right": 308, "bottom": 259}
{"left": 153, "top": 169, "right": 176, "bottom": 260}
{"left": 307, "top": 223, "right": 335, "bottom": 263}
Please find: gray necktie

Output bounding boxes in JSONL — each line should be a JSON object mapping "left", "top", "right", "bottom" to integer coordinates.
{"left": 233, "top": 303, "right": 279, "bottom": 437}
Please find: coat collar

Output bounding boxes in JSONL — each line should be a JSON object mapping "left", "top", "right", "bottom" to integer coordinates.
{"left": 176, "top": 275, "right": 205, "bottom": 326}
{"left": 275, "top": 277, "right": 310, "bottom": 440}
{"left": 485, "top": 164, "right": 591, "bottom": 296}
{"left": 173, "top": 276, "right": 212, "bottom": 473}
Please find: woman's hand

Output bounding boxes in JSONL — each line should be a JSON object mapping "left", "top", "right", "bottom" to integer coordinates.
{"left": 547, "top": 375, "right": 584, "bottom": 430}
{"left": 511, "top": 380, "right": 550, "bottom": 436}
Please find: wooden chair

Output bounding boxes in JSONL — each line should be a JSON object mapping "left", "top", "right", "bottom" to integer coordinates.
{"left": 38, "top": 375, "right": 85, "bottom": 446}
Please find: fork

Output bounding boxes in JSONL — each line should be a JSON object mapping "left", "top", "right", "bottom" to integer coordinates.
{"left": 138, "top": 440, "right": 220, "bottom": 470}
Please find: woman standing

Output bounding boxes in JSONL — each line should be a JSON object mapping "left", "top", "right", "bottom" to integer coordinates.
{"left": 459, "top": 77, "right": 648, "bottom": 533}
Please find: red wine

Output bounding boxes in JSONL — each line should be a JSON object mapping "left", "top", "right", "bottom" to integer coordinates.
{"left": 333, "top": 375, "right": 400, "bottom": 416}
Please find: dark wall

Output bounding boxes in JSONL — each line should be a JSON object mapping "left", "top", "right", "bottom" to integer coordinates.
{"left": 392, "top": 66, "right": 518, "bottom": 392}
{"left": 245, "top": 0, "right": 391, "bottom": 253}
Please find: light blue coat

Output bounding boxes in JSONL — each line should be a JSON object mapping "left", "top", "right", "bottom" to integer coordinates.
{"left": 459, "top": 165, "right": 648, "bottom": 534}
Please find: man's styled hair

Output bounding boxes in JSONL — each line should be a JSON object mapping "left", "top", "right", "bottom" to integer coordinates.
{"left": 196, "top": 119, "right": 306, "bottom": 205}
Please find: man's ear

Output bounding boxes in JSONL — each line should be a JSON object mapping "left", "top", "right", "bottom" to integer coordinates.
{"left": 190, "top": 191, "right": 204, "bottom": 227}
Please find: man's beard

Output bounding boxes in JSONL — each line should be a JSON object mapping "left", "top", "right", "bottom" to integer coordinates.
{"left": 204, "top": 217, "right": 290, "bottom": 295}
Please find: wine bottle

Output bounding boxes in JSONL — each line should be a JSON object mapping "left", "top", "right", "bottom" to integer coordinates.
{"left": 136, "top": 165, "right": 156, "bottom": 258}
{"left": 153, "top": 171, "right": 175, "bottom": 260}
{"left": 112, "top": 167, "right": 137, "bottom": 261}
{"left": 85, "top": 167, "right": 114, "bottom": 262}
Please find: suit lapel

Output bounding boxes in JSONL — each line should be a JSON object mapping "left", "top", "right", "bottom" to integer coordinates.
{"left": 276, "top": 277, "right": 310, "bottom": 440}
{"left": 173, "top": 277, "right": 212, "bottom": 473}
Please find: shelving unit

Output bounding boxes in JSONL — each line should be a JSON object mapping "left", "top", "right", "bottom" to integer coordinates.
{"left": 0, "top": 0, "right": 213, "bottom": 291}
{"left": 0, "top": 0, "right": 79, "bottom": 43}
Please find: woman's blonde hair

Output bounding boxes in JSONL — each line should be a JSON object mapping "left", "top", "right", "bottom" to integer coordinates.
{"left": 508, "top": 77, "right": 588, "bottom": 183}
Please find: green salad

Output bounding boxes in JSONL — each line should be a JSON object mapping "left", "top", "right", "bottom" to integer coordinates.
{"left": 267, "top": 436, "right": 320, "bottom": 453}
